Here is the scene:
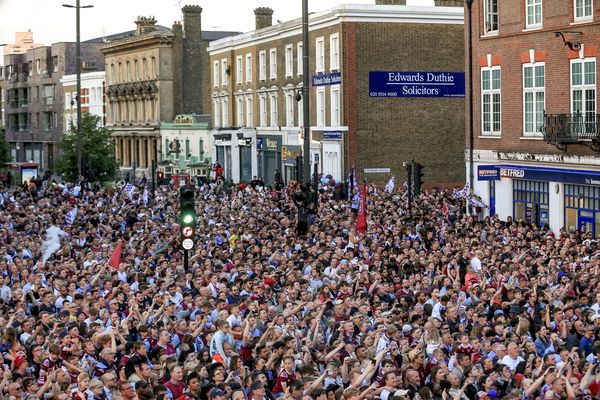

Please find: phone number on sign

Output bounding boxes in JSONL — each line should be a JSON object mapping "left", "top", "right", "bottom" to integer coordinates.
{"left": 369, "top": 92, "right": 399, "bottom": 97}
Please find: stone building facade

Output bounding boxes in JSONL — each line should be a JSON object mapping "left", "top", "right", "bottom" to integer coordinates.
{"left": 208, "top": 1, "right": 465, "bottom": 185}
{"left": 1, "top": 41, "right": 104, "bottom": 169}
{"left": 101, "top": 6, "right": 238, "bottom": 178}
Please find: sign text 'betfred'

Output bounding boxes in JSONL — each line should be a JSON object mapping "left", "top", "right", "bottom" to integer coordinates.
{"left": 500, "top": 168, "right": 525, "bottom": 178}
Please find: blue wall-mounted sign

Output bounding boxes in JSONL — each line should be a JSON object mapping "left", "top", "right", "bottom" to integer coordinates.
{"left": 312, "top": 71, "right": 342, "bottom": 86}
{"left": 256, "top": 137, "right": 263, "bottom": 152}
{"left": 323, "top": 131, "right": 343, "bottom": 140}
{"left": 485, "top": 164, "right": 600, "bottom": 186}
{"left": 369, "top": 71, "right": 465, "bottom": 98}
{"left": 477, "top": 165, "right": 500, "bottom": 181}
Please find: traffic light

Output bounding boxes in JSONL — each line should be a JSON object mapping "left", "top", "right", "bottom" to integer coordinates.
{"left": 413, "top": 162, "right": 425, "bottom": 195}
{"left": 179, "top": 187, "right": 196, "bottom": 238}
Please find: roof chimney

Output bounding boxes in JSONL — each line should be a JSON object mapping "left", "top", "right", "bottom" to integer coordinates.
{"left": 182, "top": 5, "right": 202, "bottom": 41}
{"left": 434, "top": 0, "right": 464, "bottom": 6}
{"left": 135, "top": 16, "right": 157, "bottom": 35}
{"left": 375, "top": 0, "right": 407, "bottom": 4}
{"left": 254, "top": 7, "right": 274, "bottom": 30}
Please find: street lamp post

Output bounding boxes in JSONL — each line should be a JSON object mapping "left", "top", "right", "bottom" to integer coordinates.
{"left": 465, "top": 0, "right": 474, "bottom": 212}
{"left": 63, "top": 0, "right": 93, "bottom": 179}
{"left": 301, "top": 0, "right": 310, "bottom": 185}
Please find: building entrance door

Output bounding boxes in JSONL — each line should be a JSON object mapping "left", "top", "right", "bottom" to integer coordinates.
{"left": 579, "top": 211, "right": 595, "bottom": 236}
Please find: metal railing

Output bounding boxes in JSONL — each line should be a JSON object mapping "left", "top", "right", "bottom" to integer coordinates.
{"left": 542, "top": 113, "right": 600, "bottom": 143}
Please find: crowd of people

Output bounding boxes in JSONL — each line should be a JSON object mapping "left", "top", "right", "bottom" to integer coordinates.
{"left": 0, "top": 174, "right": 598, "bottom": 400}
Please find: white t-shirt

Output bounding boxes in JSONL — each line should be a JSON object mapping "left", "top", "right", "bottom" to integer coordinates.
{"left": 500, "top": 354, "right": 525, "bottom": 371}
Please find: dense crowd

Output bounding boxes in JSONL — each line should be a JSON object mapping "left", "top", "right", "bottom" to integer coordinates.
{"left": 0, "top": 174, "right": 598, "bottom": 400}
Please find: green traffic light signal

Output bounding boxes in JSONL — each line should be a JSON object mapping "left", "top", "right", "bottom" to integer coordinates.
{"left": 179, "top": 187, "right": 196, "bottom": 234}
{"left": 182, "top": 213, "right": 194, "bottom": 224}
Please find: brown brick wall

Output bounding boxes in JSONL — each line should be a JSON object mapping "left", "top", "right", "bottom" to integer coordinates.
{"left": 468, "top": 0, "right": 600, "bottom": 158}
{"left": 351, "top": 22, "right": 466, "bottom": 184}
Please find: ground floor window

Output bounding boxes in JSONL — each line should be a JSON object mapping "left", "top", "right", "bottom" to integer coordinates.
{"left": 565, "top": 184, "right": 600, "bottom": 237}
{"left": 513, "top": 179, "right": 549, "bottom": 227}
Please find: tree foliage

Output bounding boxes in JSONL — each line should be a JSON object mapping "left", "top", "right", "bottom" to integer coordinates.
{"left": 56, "top": 113, "right": 118, "bottom": 181}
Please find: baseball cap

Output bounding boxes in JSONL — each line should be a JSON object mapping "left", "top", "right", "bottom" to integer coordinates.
{"left": 211, "top": 389, "right": 225, "bottom": 399}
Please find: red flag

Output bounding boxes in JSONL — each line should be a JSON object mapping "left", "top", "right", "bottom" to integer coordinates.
{"left": 355, "top": 184, "right": 367, "bottom": 234}
{"left": 108, "top": 240, "right": 123, "bottom": 272}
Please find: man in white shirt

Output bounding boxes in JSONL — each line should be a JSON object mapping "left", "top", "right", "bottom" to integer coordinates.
{"left": 500, "top": 342, "right": 525, "bottom": 372}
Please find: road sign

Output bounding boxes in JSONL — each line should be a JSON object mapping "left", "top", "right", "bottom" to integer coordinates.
{"left": 182, "top": 226, "right": 195, "bottom": 238}
{"left": 182, "top": 239, "right": 194, "bottom": 250}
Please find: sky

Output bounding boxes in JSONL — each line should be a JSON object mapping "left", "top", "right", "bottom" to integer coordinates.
{"left": 0, "top": 0, "right": 432, "bottom": 62}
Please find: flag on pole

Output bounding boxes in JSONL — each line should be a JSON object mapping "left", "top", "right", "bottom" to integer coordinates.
{"left": 385, "top": 176, "right": 395, "bottom": 193}
{"left": 123, "top": 183, "right": 135, "bottom": 201}
{"left": 142, "top": 185, "right": 148, "bottom": 205}
{"left": 108, "top": 240, "right": 123, "bottom": 272}
{"left": 355, "top": 183, "right": 368, "bottom": 234}
{"left": 65, "top": 206, "right": 78, "bottom": 225}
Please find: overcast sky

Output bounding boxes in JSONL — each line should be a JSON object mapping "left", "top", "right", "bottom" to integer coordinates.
{"left": 0, "top": 0, "right": 433, "bottom": 62}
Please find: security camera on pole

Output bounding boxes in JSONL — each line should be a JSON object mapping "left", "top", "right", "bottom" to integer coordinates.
{"left": 179, "top": 187, "right": 196, "bottom": 271}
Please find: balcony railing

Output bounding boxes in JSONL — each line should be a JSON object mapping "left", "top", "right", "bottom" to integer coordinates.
{"left": 542, "top": 113, "right": 600, "bottom": 150}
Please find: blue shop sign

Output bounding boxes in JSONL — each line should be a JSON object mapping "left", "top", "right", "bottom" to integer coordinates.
{"left": 323, "top": 131, "right": 342, "bottom": 140}
{"left": 256, "top": 137, "right": 263, "bottom": 152}
{"left": 312, "top": 71, "right": 342, "bottom": 86}
{"left": 497, "top": 164, "right": 600, "bottom": 186}
{"left": 369, "top": 71, "right": 465, "bottom": 98}
{"left": 478, "top": 165, "right": 500, "bottom": 181}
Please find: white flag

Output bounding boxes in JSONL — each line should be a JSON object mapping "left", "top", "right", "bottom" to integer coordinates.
{"left": 385, "top": 176, "right": 395, "bottom": 194}
{"left": 142, "top": 185, "right": 148, "bottom": 205}
{"left": 65, "top": 206, "right": 78, "bottom": 225}
{"left": 123, "top": 183, "right": 134, "bottom": 201}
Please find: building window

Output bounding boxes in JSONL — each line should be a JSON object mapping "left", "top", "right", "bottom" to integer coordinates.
{"left": 236, "top": 96, "right": 244, "bottom": 126}
{"left": 269, "top": 48, "right": 277, "bottom": 80}
{"left": 285, "top": 45, "right": 293, "bottom": 77}
{"left": 523, "top": 63, "right": 545, "bottom": 136}
{"left": 513, "top": 180, "right": 549, "bottom": 227}
{"left": 315, "top": 37, "right": 325, "bottom": 73}
{"left": 330, "top": 33, "right": 340, "bottom": 71}
{"left": 213, "top": 98, "right": 221, "bottom": 128}
{"left": 285, "top": 92, "right": 294, "bottom": 127}
{"left": 221, "top": 97, "right": 229, "bottom": 127}
{"left": 245, "top": 54, "right": 252, "bottom": 83}
{"left": 526, "top": 0, "right": 542, "bottom": 28}
{"left": 134, "top": 59, "right": 139, "bottom": 80}
{"left": 574, "top": 0, "right": 593, "bottom": 21}
{"left": 571, "top": 58, "right": 596, "bottom": 119}
{"left": 126, "top": 61, "right": 131, "bottom": 81}
{"left": 316, "top": 87, "right": 326, "bottom": 127}
{"left": 565, "top": 184, "right": 600, "bottom": 236}
{"left": 151, "top": 57, "right": 156, "bottom": 78}
{"left": 236, "top": 56, "right": 243, "bottom": 84}
{"left": 330, "top": 85, "right": 340, "bottom": 127}
{"left": 259, "top": 51, "right": 267, "bottom": 81}
{"left": 35, "top": 59, "right": 41, "bottom": 75}
{"left": 484, "top": 0, "right": 499, "bottom": 33}
{"left": 142, "top": 58, "right": 147, "bottom": 79}
{"left": 259, "top": 95, "right": 267, "bottom": 127}
{"left": 221, "top": 59, "right": 228, "bottom": 86}
{"left": 269, "top": 94, "right": 278, "bottom": 127}
{"left": 213, "top": 61, "right": 219, "bottom": 87}
{"left": 53, "top": 56, "right": 59, "bottom": 72}
{"left": 185, "top": 139, "right": 190, "bottom": 159}
{"left": 246, "top": 96, "right": 254, "bottom": 127}
{"left": 481, "top": 66, "right": 501, "bottom": 136}
{"left": 297, "top": 43, "right": 303, "bottom": 76}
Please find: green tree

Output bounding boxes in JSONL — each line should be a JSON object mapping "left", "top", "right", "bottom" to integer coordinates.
{"left": 56, "top": 113, "right": 118, "bottom": 181}
{"left": 0, "top": 126, "right": 9, "bottom": 166}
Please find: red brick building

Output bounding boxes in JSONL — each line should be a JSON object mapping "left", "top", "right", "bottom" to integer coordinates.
{"left": 467, "top": 0, "right": 600, "bottom": 235}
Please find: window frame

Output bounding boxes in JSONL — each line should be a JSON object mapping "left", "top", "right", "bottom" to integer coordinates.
{"left": 213, "top": 61, "right": 219, "bottom": 88}
{"left": 213, "top": 98, "right": 221, "bottom": 127}
{"left": 481, "top": 65, "right": 502, "bottom": 136}
{"left": 484, "top": 0, "right": 499, "bottom": 34}
{"left": 525, "top": 0, "right": 542, "bottom": 28}
{"left": 259, "top": 94, "right": 267, "bottom": 127}
{"left": 522, "top": 62, "right": 545, "bottom": 137}
{"left": 316, "top": 87, "right": 326, "bottom": 127}
{"left": 297, "top": 43, "right": 303, "bottom": 76}
{"left": 330, "top": 33, "right": 340, "bottom": 71}
{"left": 285, "top": 45, "right": 294, "bottom": 77}
{"left": 221, "top": 59, "right": 228, "bottom": 86}
{"left": 236, "top": 56, "right": 243, "bottom": 84}
{"left": 259, "top": 51, "right": 267, "bottom": 81}
{"left": 269, "top": 48, "right": 277, "bottom": 80}
{"left": 315, "top": 37, "right": 325, "bottom": 73}
{"left": 245, "top": 96, "right": 254, "bottom": 128}
{"left": 574, "top": 0, "right": 593, "bottom": 21}
{"left": 570, "top": 57, "right": 596, "bottom": 115}
{"left": 285, "top": 92, "right": 294, "bottom": 127}
{"left": 269, "top": 93, "right": 278, "bottom": 127}
{"left": 245, "top": 54, "right": 253, "bottom": 83}
{"left": 330, "top": 84, "right": 341, "bottom": 127}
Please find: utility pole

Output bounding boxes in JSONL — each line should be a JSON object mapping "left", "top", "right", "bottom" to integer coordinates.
{"left": 63, "top": 0, "right": 93, "bottom": 178}
{"left": 406, "top": 161, "right": 413, "bottom": 211}
{"left": 301, "top": 0, "right": 310, "bottom": 184}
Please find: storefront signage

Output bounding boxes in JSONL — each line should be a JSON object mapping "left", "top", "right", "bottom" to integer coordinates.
{"left": 500, "top": 168, "right": 525, "bottom": 178}
{"left": 256, "top": 138, "right": 263, "bottom": 151}
{"left": 323, "top": 131, "right": 342, "bottom": 140}
{"left": 282, "top": 145, "right": 301, "bottom": 161}
{"left": 477, "top": 166, "right": 500, "bottom": 181}
{"left": 369, "top": 71, "right": 465, "bottom": 98}
{"left": 491, "top": 164, "right": 600, "bottom": 186}
{"left": 312, "top": 71, "right": 342, "bottom": 87}
{"left": 265, "top": 138, "right": 279, "bottom": 151}
{"left": 364, "top": 168, "right": 391, "bottom": 174}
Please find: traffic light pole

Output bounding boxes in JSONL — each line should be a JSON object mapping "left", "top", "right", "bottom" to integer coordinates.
{"left": 407, "top": 162, "right": 413, "bottom": 212}
{"left": 183, "top": 249, "right": 189, "bottom": 272}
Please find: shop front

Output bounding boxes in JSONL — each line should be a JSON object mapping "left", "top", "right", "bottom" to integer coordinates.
{"left": 257, "top": 136, "right": 282, "bottom": 185}
{"left": 476, "top": 163, "right": 600, "bottom": 236}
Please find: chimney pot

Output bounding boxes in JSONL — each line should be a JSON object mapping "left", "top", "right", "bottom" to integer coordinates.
{"left": 254, "top": 7, "right": 274, "bottom": 30}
